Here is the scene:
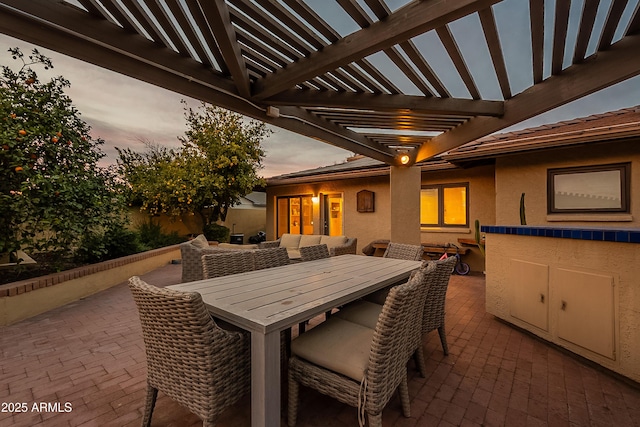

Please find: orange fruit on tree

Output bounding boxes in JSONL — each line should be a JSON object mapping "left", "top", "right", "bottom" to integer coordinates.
{"left": 18, "top": 129, "right": 27, "bottom": 136}
{"left": 51, "top": 136, "right": 59, "bottom": 143}
{"left": 15, "top": 166, "right": 23, "bottom": 172}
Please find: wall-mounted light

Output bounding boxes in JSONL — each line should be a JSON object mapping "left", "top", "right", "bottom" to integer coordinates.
{"left": 311, "top": 195, "right": 319, "bottom": 204}
{"left": 399, "top": 153, "right": 411, "bottom": 165}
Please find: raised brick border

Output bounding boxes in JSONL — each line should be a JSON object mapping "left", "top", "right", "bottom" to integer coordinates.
{"left": 0, "top": 245, "right": 180, "bottom": 298}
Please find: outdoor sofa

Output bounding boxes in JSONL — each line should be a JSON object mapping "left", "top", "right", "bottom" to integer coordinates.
{"left": 180, "top": 233, "right": 357, "bottom": 282}
{"left": 258, "top": 233, "right": 357, "bottom": 260}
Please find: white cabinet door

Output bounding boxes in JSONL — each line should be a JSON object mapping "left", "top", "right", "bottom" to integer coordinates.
{"left": 556, "top": 268, "right": 616, "bottom": 360}
{"left": 509, "top": 260, "right": 549, "bottom": 331}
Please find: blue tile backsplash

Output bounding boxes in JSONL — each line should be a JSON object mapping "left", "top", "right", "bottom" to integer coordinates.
{"left": 481, "top": 225, "right": 640, "bottom": 244}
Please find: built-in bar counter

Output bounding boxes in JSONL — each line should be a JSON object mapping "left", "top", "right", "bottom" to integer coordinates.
{"left": 482, "top": 225, "right": 640, "bottom": 383}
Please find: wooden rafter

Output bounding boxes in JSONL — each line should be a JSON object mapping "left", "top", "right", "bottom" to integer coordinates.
{"left": 198, "top": 0, "right": 250, "bottom": 97}
{"left": 252, "top": 0, "right": 501, "bottom": 100}
{"left": 478, "top": 7, "right": 511, "bottom": 99}
{"left": 415, "top": 33, "right": 640, "bottom": 162}
{"left": 1, "top": 0, "right": 639, "bottom": 169}
{"left": 264, "top": 90, "right": 504, "bottom": 116}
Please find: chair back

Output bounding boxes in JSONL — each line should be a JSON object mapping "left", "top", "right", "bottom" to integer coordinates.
{"left": 365, "top": 262, "right": 435, "bottom": 412}
{"left": 383, "top": 242, "right": 424, "bottom": 261}
{"left": 254, "top": 247, "right": 290, "bottom": 270}
{"left": 129, "top": 276, "right": 250, "bottom": 421}
{"left": 202, "top": 250, "right": 255, "bottom": 278}
{"left": 299, "top": 244, "right": 330, "bottom": 262}
{"left": 422, "top": 256, "right": 457, "bottom": 335}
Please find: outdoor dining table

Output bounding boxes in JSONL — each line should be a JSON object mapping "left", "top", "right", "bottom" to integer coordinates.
{"left": 168, "top": 253, "right": 422, "bottom": 427}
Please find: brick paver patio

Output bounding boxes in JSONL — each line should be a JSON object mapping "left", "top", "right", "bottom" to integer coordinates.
{"left": 1, "top": 262, "right": 639, "bottom": 427}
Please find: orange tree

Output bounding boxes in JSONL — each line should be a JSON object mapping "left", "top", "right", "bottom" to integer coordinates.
{"left": 0, "top": 48, "right": 126, "bottom": 260}
{"left": 117, "top": 102, "right": 268, "bottom": 232}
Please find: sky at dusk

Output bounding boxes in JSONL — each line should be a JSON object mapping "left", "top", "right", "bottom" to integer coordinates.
{"left": 1, "top": 29, "right": 639, "bottom": 178}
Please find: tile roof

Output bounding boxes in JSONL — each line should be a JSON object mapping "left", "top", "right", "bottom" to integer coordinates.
{"left": 267, "top": 106, "right": 640, "bottom": 184}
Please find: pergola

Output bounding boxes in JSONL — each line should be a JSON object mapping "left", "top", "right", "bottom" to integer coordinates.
{"left": 1, "top": 0, "right": 639, "bottom": 167}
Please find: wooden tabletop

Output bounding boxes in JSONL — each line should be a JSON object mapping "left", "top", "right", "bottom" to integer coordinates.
{"left": 169, "top": 254, "right": 422, "bottom": 334}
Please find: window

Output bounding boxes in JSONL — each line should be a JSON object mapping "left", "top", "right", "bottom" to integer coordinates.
{"left": 420, "top": 183, "right": 468, "bottom": 227}
{"left": 276, "top": 196, "right": 314, "bottom": 237}
{"left": 547, "top": 163, "right": 630, "bottom": 214}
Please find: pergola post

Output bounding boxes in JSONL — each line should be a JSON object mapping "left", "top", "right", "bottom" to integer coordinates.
{"left": 390, "top": 165, "right": 422, "bottom": 245}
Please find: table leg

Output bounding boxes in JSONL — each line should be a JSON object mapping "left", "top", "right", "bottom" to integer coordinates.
{"left": 251, "top": 330, "right": 281, "bottom": 427}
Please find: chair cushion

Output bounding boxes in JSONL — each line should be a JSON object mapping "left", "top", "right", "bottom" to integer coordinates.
{"left": 190, "top": 234, "right": 209, "bottom": 249}
{"left": 334, "top": 300, "right": 382, "bottom": 329}
{"left": 298, "top": 235, "right": 322, "bottom": 247}
{"left": 286, "top": 248, "right": 301, "bottom": 259}
{"left": 291, "top": 317, "right": 374, "bottom": 381}
{"left": 279, "top": 233, "right": 302, "bottom": 249}
{"left": 320, "top": 235, "right": 348, "bottom": 249}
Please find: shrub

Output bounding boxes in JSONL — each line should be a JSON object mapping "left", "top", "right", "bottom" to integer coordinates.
{"left": 75, "top": 226, "right": 144, "bottom": 264}
{"left": 135, "top": 219, "right": 185, "bottom": 249}
{"left": 203, "top": 223, "right": 230, "bottom": 243}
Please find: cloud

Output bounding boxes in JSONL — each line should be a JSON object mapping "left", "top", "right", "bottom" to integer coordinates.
{"left": 1, "top": 34, "right": 349, "bottom": 177}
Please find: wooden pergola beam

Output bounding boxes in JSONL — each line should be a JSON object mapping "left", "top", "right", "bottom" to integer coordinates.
{"left": 198, "top": 0, "right": 251, "bottom": 98}
{"left": 415, "top": 34, "right": 640, "bottom": 162}
{"left": 263, "top": 90, "right": 504, "bottom": 117}
{"left": 252, "top": 0, "right": 500, "bottom": 100}
{"left": 0, "top": 0, "right": 395, "bottom": 163}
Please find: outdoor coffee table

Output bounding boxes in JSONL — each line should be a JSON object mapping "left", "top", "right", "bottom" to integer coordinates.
{"left": 168, "top": 254, "right": 422, "bottom": 427}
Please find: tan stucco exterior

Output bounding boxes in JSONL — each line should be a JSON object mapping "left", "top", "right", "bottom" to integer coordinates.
{"left": 266, "top": 164, "right": 496, "bottom": 272}
{"left": 486, "top": 233, "right": 640, "bottom": 382}
{"left": 495, "top": 140, "right": 639, "bottom": 227}
{"left": 486, "top": 139, "right": 640, "bottom": 382}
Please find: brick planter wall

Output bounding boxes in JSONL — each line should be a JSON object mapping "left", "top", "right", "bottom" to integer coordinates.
{"left": 0, "top": 245, "right": 181, "bottom": 325}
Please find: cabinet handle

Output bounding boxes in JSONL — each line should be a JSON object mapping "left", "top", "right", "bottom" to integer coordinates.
{"left": 540, "top": 294, "right": 545, "bottom": 303}
{"left": 561, "top": 300, "right": 567, "bottom": 311}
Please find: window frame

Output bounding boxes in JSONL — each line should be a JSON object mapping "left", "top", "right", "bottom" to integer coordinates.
{"left": 420, "top": 182, "right": 469, "bottom": 227}
{"left": 547, "top": 163, "right": 630, "bottom": 214}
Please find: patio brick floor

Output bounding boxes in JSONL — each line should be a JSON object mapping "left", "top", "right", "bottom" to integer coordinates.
{"left": 1, "top": 262, "right": 639, "bottom": 427}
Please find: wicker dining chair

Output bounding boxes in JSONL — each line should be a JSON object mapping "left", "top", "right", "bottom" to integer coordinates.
{"left": 253, "top": 247, "right": 290, "bottom": 270}
{"left": 128, "top": 276, "right": 250, "bottom": 427}
{"left": 336, "top": 257, "right": 457, "bottom": 377}
{"left": 361, "top": 242, "right": 424, "bottom": 305}
{"left": 383, "top": 242, "right": 424, "bottom": 261}
{"left": 419, "top": 256, "right": 457, "bottom": 357}
{"left": 201, "top": 250, "right": 256, "bottom": 278}
{"left": 299, "top": 244, "right": 330, "bottom": 262}
{"left": 287, "top": 264, "right": 433, "bottom": 427}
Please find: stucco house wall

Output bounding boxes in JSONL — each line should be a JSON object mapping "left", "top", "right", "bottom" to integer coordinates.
{"left": 265, "top": 174, "right": 390, "bottom": 248}
{"left": 486, "top": 139, "right": 640, "bottom": 382}
{"left": 495, "top": 139, "right": 640, "bottom": 227}
{"left": 266, "top": 165, "right": 495, "bottom": 272}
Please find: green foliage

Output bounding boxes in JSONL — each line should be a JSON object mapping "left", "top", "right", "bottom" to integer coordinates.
{"left": 117, "top": 102, "right": 269, "bottom": 229}
{"left": 135, "top": 218, "right": 185, "bottom": 249}
{"left": 75, "top": 226, "right": 144, "bottom": 264}
{"left": 0, "top": 47, "right": 127, "bottom": 257}
{"left": 203, "top": 223, "right": 230, "bottom": 243}
{"left": 520, "top": 192, "right": 527, "bottom": 225}
{"left": 474, "top": 219, "right": 485, "bottom": 257}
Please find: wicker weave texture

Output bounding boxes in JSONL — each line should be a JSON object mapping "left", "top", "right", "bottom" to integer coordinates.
{"left": 383, "top": 242, "right": 424, "bottom": 261}
{"left": 253, "top": 247, "right": 290, "bottom": 270}
{"left": 180, "top": 242, "right": 235, "bottom": 282}
{"left": 421, "top": 256, "right": 457, "bottom": 354}
{"left": 128, "top": 276, "right": 250, "bottom": 426}
{"left": 202, "top": 251, "right": 256, "bottom": 278}
{"left": 299, "top": 244, "right": 330, "bottom": 261}
{"left": 288, "top": 264, "right": 432, "bottom": 426}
